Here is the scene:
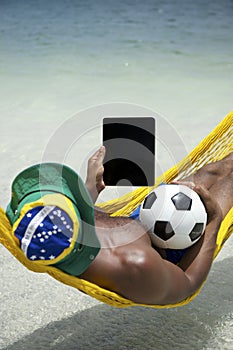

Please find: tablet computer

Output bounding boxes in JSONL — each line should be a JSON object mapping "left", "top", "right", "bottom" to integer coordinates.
{"left": 103, "top": 116, "right": 156, "bottom": 186}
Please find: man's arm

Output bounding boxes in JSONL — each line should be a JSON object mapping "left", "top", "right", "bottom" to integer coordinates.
{"left": 161, "top": 213, "right": 221, "bottom": 304}
{"left": 156, "top": 184, "right": 222, "bottom": 304}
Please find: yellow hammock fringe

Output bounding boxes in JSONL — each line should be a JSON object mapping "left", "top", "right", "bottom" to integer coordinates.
{"left": 0, "top": 111, "right": 233, "bottom": 309}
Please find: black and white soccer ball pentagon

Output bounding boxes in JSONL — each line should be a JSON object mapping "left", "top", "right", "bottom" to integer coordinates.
{"left": 139, "top": 184, "right": 207, "bottom": 249}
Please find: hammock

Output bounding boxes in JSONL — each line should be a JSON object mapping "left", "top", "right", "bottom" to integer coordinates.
{"left": 0, "top": 111, "right": 233, "bottom": 309}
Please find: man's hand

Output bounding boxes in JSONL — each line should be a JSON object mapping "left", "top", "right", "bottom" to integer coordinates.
{"left": 85, "top": 146, "right": 106, "bottom": 203}
{"left": 172, "top": 181, "right": 223, "bottom": 224}
{"left": 192, "top": 183, "right": 223, "bottom": 224}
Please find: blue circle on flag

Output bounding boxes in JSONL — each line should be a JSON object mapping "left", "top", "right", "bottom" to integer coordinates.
{"left": 14, "top": 206, "right": 74, "bottom": 262}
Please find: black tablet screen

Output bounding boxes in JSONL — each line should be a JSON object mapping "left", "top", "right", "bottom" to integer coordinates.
{"left": 103, "top": 117, "right": 155, "bottom": 186}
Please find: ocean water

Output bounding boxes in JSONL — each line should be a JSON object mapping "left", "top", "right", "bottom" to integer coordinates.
{"left": 0, "top": 0, "right": 233, "bottom": 349}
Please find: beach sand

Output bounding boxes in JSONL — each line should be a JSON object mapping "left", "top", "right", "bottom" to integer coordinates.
{"left": 0, "top": 0, "right": 233, "bottom": 349}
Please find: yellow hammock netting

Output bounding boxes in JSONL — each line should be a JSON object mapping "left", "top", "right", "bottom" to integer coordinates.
{"left": 0, "top": 111, "right": 233, "bottom": 309}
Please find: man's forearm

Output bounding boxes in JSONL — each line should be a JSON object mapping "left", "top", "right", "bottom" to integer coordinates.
{"left": 85, "top": 181, "right": 99, "bottom": 203}
{"left": 184, "top": 217, "right": 221, "bottom": 293}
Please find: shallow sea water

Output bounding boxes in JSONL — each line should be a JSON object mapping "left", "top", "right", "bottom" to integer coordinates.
{"left": 0, "top": 0, "right": 233, "bottom": 349}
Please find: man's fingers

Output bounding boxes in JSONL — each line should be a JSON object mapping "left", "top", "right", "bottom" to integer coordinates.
{"left": 192, "top": 184, "right": 211, "bottom": 201}
{"left": 98, "top": 146, "right": 106, "bottom": 160}
{"left": 171, "top": 180, "right": 195, "bottom": 190}
{"left": 171, "top": 181, "right": 222, "bottom": 222}
{"left": 89, "top": 146, "right": 106, "bottom": 164}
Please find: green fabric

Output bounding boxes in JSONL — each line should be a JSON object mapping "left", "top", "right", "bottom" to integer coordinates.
{"left": 6, "top": 163, "right": 100, "bottom": 276}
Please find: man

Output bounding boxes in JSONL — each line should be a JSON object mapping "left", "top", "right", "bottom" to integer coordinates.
{"left": 82, "top": 146, "right": 231, "bottom": 305}
{"left": 7, "top": 147, "right": 231, "bottom": 305}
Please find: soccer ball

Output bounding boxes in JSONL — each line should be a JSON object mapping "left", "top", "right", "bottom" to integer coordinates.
{"left": 139, "top": 184, "right": 207, "bottom": 249}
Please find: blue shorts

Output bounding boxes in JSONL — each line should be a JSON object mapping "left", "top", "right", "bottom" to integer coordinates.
{"left": 130, "top": 205, "right": 187, "bottom": 264}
